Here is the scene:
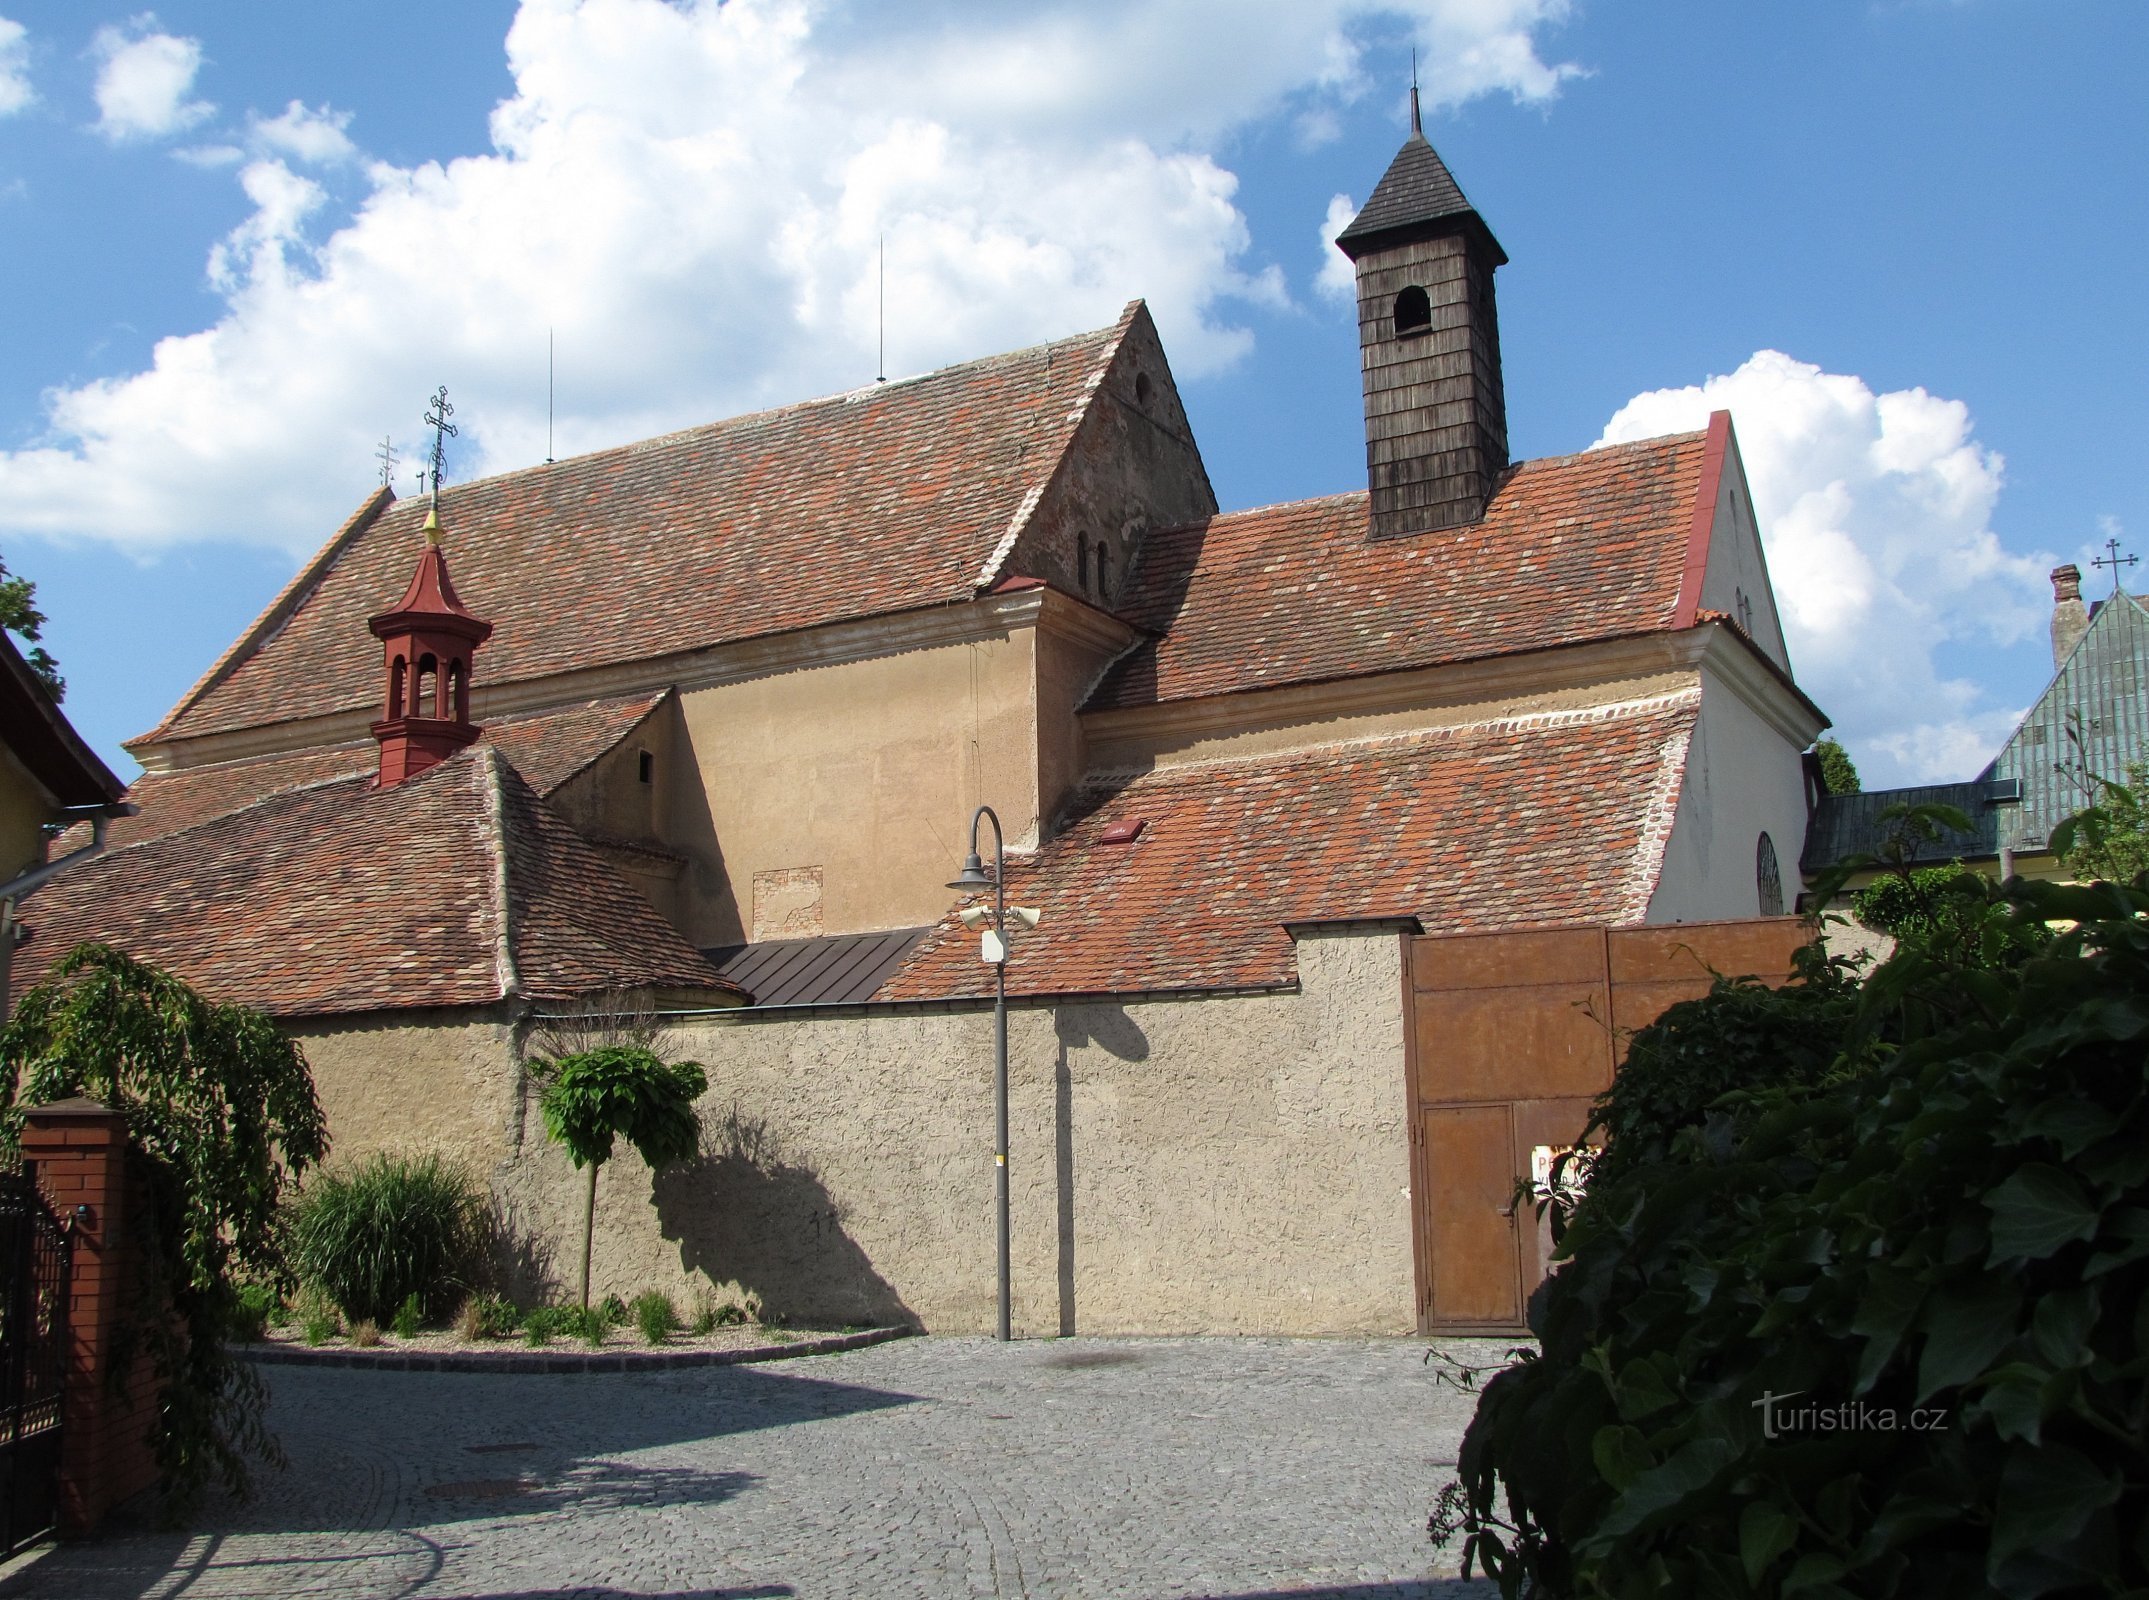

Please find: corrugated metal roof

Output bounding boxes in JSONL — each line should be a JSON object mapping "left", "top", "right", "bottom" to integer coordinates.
{"left": 1801, "top": 780, "right": 2020, "bottom": 873}
{"left": 706, "top": 928, "right": 931, "bottom": 1009}
{"left": 1983, "top": 592, "right": 2149, "bottom": 849}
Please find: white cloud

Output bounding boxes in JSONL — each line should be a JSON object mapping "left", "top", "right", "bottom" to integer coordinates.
{"left": 0, "top": 0, "right": 1577, "bottom": 556}
{"left": 1598, "top": 350, "right": 2049, "bottom": 787}
{"left": 0, "top": 16, "right": 31, "bottom": 117}
{"left": 91, "top": 18, "right": 213, "bottom": 142}
{"left": 1316, "top": 193, "right": 1359, "bottom": 302}
{"left": 250, "top": 99, "right": 356, "bottom": 165}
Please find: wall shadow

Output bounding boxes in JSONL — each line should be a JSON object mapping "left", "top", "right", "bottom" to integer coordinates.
{"left": 651, "top": 1106, "right": 917, "bottom": 1330}
{"left": 1049, "top": 1006, "right": 1150, "bottom": 1336}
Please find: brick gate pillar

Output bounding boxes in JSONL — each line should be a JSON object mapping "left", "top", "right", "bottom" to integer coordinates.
{"left": 21, "top": 1097, "right": 159, "bottom": 1534}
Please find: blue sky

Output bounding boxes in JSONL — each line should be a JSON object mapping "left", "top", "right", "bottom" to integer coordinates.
{"left": 0, "top": 0, "right": 2142, "bottom": 788}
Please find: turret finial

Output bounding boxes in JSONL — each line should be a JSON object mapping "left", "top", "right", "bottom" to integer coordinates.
{"left": 1410, "top": 50, "right": 1422, "bottom": 135}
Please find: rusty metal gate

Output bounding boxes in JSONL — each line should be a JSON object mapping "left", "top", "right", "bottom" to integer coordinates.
{"left": 1404, "top": 918, "right": 1809, "bottom": 1333}
{"left": 0, "top": 1169, "right": 71, "bottom": 1556}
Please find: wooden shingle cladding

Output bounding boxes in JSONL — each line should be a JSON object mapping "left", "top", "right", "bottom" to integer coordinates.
{"left": 1352, "top": 230, "right": 1508, "bottom": 536}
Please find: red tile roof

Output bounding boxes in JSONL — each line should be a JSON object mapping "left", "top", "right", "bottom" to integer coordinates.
{"left": 880, "top": 689, "right": 1700, "bottom": 1002}
{"left": 11, "top": 745, "right": 737, "bottom": 1017}
{"left": 85, "top": 694, "right": 668, "bottom": 854}
{"left": 1089, "top": 430, "right": 1708, "bottom": 710}
{"left": 147, "top": 310, "right": 1145, "bottom": 745}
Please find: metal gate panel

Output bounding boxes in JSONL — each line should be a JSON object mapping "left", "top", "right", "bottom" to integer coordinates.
{"left": 0, "top": 1170, "right": 71, "bottom": 1558}
{"left": 1422, "top": 1105, "right": 1520, "bottom": 1328}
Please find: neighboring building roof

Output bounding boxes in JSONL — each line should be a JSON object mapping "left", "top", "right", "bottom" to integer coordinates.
{"left": 880, "top": 688, "right": 1702, "bottom": 1003}
{"left": 707, "top": 928, "right": 931, "bottom": 1009}
{"left": 1091, "top": 431, "right": 1708, "bottom": 711}
{"left": 10, "top": 744, "right": 739, "bottom": 1017}
{"left": 0, "top": 631, "right": 125, "bottom": 811}
{"left": 69, "top": 692, "right": 668, "bottom": 855}
{"left": 1800, "top": 779, "right": 2021, "bottom": 873}
{"left": 1981, "top": 589, "right": 2149, "bottom": 851}
{"left": 1334, "top": 128, "right": 1500, "bottom": 258}
{"left": 144, "top": 307, "right": 1147, "bottom": 746}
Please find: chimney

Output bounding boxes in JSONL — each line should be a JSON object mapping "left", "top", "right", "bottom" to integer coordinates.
{"left": 1333, "top": 97, "right": 1508, "bottom": 538}
{"left": 2051, "top": 564, "right": 2089, "bottom": 670}
{"left": 369, "top": 525, "right": 493, "bottom": 787}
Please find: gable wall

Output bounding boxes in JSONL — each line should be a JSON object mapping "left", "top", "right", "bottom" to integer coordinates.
{"left": 1645, "top": 654, "right": 1818, "bottom": 923}
{"left": 1695, "top": 442, "right": 1792, "bottom": 671}
{"left": 998, "top": 310, "right": 1216, "bottom": 607}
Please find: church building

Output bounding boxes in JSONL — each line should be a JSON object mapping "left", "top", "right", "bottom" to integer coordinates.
{"left": 15, "top": 111, "right": 1826, "bottom": 1335}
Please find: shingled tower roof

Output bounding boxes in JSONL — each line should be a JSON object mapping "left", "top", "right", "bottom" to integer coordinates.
{"left": 1334, "top": 95, "right": 1505, "bottom": 264}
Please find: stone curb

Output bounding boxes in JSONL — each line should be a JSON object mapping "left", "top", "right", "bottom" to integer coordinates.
{"left": 237, "top": 1324, "right": 913, "bottom": 1374}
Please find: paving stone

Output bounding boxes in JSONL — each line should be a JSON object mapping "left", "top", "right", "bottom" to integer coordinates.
{"left": 4, "top": 1336, "right": 1513, "bottom": 1600}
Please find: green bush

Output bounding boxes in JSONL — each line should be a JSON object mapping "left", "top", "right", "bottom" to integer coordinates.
{"left": 633, "top": 1290, "right": 678, "bottom": 1345}
{"left": 1582, "top": 941, "right": 1858, "bottom": 1193}
{"left": 461, "top": 1294, "right": 521, "bottom": 1340}
{"left": 289, "top": 1153, "right": 484, "bottom": 1326}
{"left": 1440, "top": 875, "right": 2149, "bottom": 1596}
{"left": 390, "top": 1293, "right": 423, "bottom": 1339}
{"left": 228, "top": 1282, "right": 281, "bottom": 1343}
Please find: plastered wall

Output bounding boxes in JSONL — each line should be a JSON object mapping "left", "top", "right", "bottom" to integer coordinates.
{"left": 475, "top": 929, "right": 1415, "bottom": 1335}
{"left": 673, "top": 629, "right": 1043, "bottom": 947}
{"left": 293, "top": 1008, "right": 526, "bottom": 1179}
{"left": 1646, "top": 660, "right": 1815, "bottom": 923}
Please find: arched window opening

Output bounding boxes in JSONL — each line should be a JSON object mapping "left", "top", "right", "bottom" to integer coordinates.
{"left": 1077, "top": 532, "right": 1091, "bottom": 594}
{"left": 1392, "top": 285, "right": 1432, "bottom": 336}
{"left": 1095, "top": 543, "right": 1113, "bottom": 600}
{"left": 447, "top": 657, "right": 469, "bottom": 722}
{"left": 414, "top": 653, "right": 438, "bottom": 720}
{"left": 388, "top": 654, "right": 407, "bottom": 719}
{"left": 1757, "top": 832, "right": 1783, "bottom": 917}
{"left": 1134, "top": 372, "right": 1154, "bottom": 406}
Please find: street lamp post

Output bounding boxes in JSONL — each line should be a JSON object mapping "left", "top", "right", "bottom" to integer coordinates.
{"left": 946, "top": 805, "right": 1016, "bottom": 1341}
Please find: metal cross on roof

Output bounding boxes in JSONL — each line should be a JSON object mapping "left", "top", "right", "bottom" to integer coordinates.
{"left": 375, "top": 435, "right": 396, "bottom": 488}
{"left": 2092, "top": 535, "right": 2137, "bottom": 596}
{"left": 422, "top": 386, "right": 458, "bottom": 503}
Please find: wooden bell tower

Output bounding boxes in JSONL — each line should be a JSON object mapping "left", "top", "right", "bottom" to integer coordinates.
{"left": 1334, "top": 86, "right": 1509, "bottom": 538}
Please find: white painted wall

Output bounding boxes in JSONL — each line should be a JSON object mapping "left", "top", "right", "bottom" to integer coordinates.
{"left": 1696, "top": 439, "right": 1792, "bottom": 673}
{"left": 1646, "top": 658, "right": 1816, "bottom": 923}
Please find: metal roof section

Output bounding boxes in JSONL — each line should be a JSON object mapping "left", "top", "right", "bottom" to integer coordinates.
{"left": 1801, "top": 779, "right": 2022, "bottom": 874}
{"left": 1982, "top": 590, "right": 2149, "bottom": 851}
{"left": 706, "top": 927, "right": 932, "bottom": 1009}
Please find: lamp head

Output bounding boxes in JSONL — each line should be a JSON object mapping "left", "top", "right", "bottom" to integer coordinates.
{"left": 946, "top": 851, "right": 994, "bottom": 892}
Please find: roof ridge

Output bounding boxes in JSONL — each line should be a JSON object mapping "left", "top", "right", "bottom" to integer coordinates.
{"left": 134, "top": 485, "right": 394, "bottom": 749}
{"left": 473, "top": 745, "right": 521, "bottom": 1003}
{"left": 75, "top": 767, "right": 379, "bottom": 868}
{"left": 517, "top": 689, "right": 671, "bottom": 797}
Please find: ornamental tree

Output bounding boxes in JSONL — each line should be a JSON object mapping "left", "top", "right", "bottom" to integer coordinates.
{"left": 0, "top": 943, "right": 327, "bottom": 1512}
{"left": 535, "top": 1045, "right": 707, "bottom": 1309}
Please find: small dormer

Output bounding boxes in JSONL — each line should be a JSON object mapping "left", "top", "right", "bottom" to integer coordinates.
{"left": 368, "top": 521, "right": 493, "bottom": 787}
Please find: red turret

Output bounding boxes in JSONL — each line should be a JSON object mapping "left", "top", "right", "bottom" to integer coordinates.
{"left": 369, "top": 528, "right": 493, "bottom": 786}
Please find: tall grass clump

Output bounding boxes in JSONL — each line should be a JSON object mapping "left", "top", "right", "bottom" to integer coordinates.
{"left": 290, "top": 1153, "right": 485, "bottom": 1326}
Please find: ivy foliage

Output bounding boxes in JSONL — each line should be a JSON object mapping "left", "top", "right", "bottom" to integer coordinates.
{"left": 1440, "top": 874, "right": 2149, "bottom": 1598}
{"left": 0, "top": 944, "right": 327, "bottom": 1513}
{"left": 534, "top": 1044, "right": 706, "bottom": 1308}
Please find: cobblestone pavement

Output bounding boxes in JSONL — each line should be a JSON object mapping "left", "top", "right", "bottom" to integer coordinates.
{"left": 3, "top": 1335, "right": 1514, "bottom": 1600}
